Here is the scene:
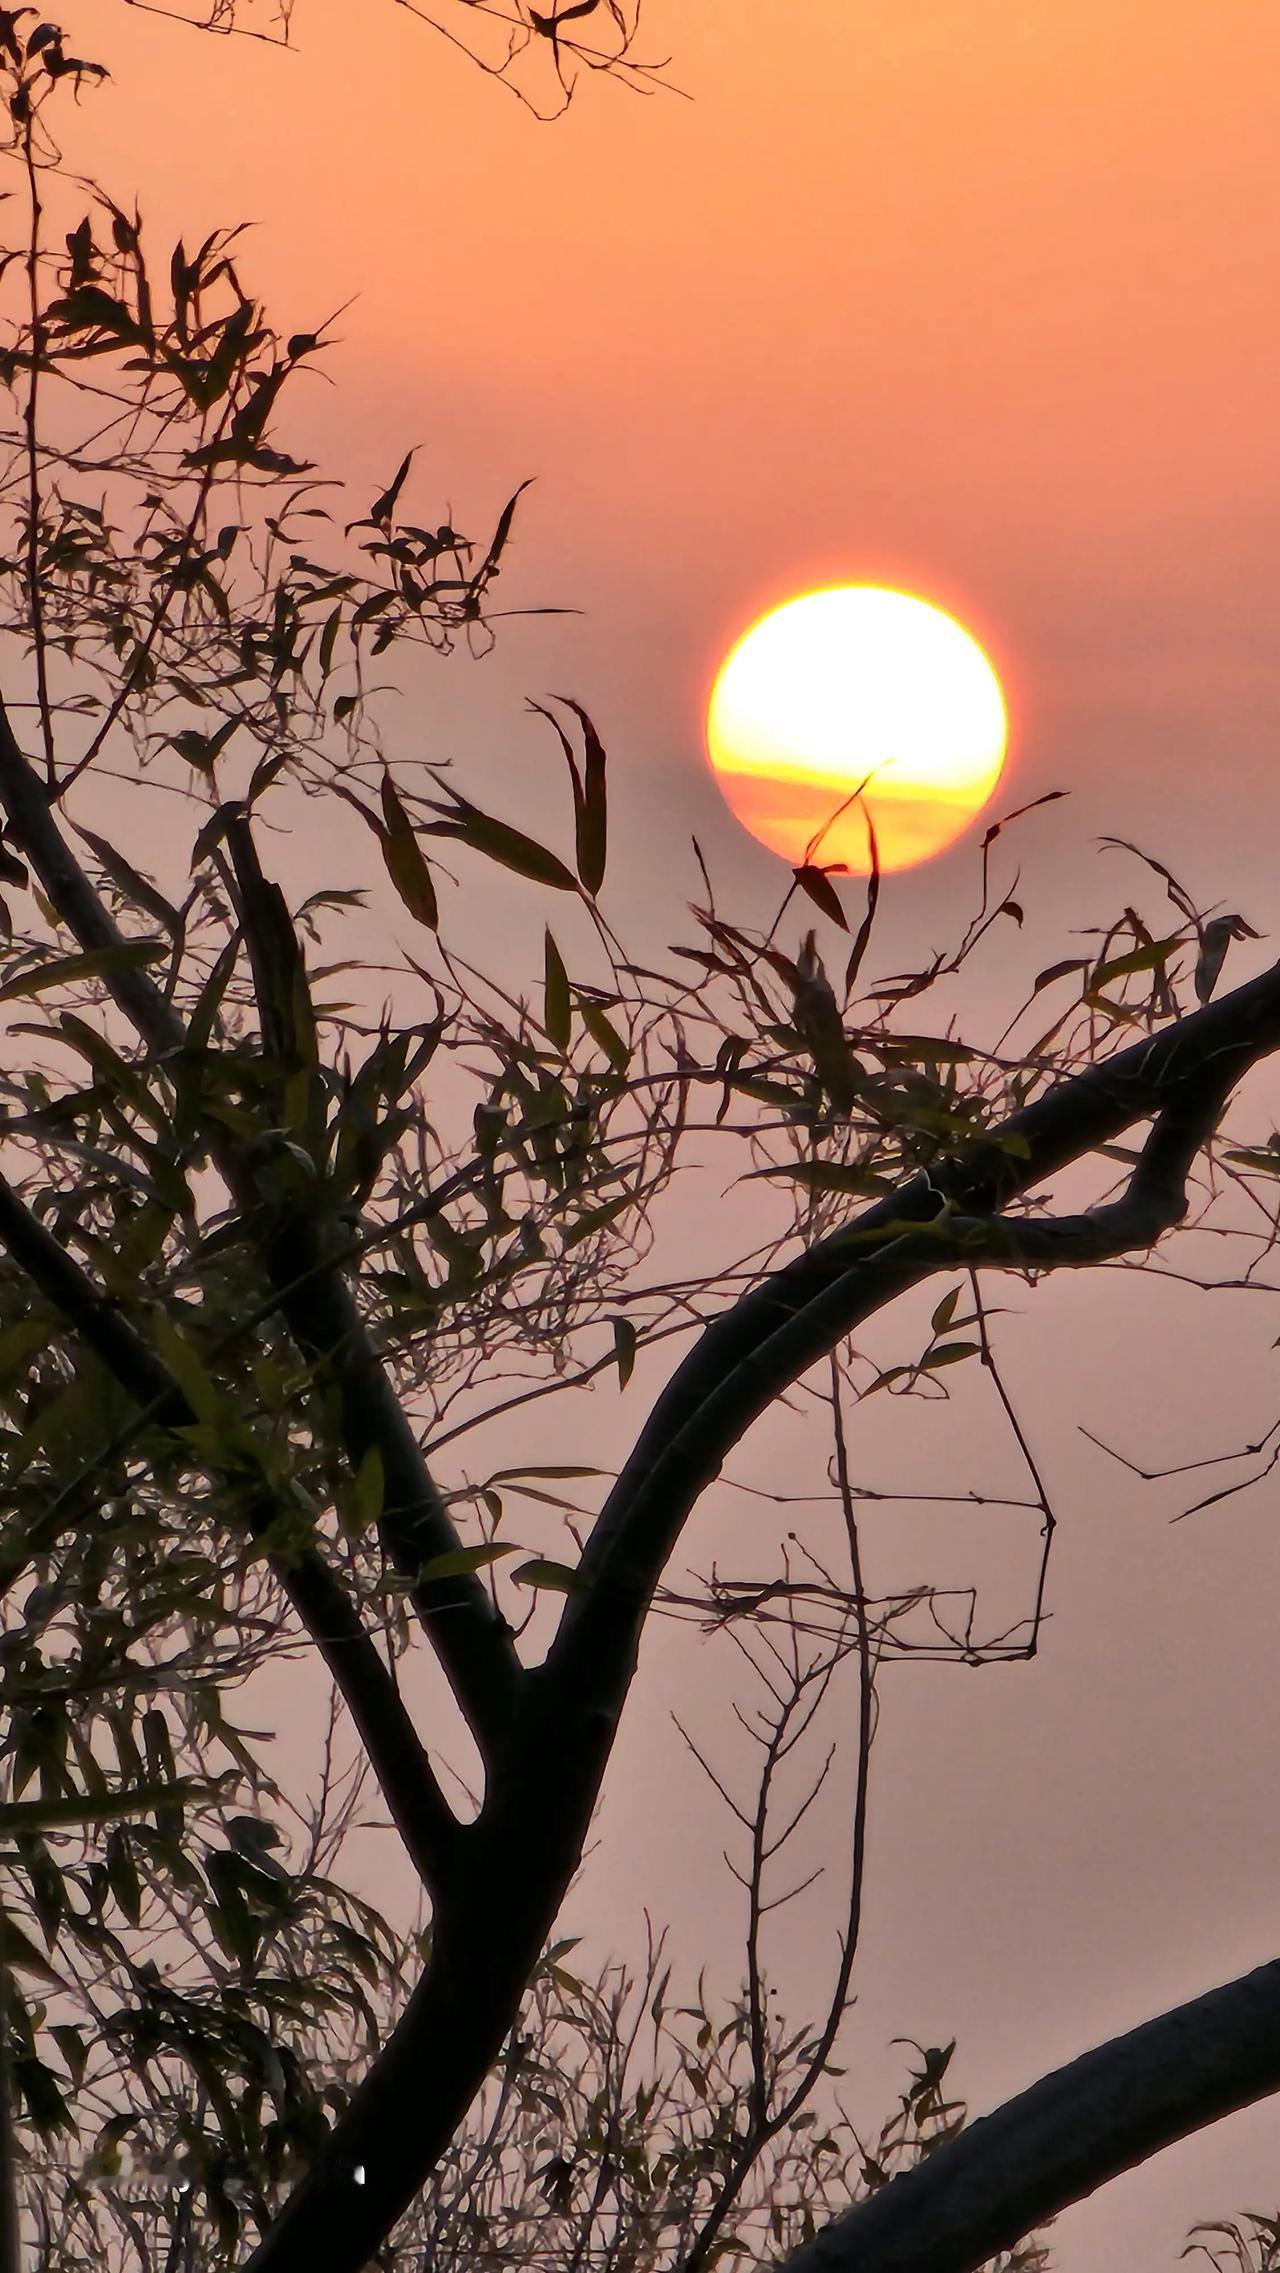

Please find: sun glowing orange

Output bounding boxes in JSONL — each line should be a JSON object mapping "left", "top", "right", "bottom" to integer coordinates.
{"left": 706, "top": 586, "right": 1009, "bottom": 875}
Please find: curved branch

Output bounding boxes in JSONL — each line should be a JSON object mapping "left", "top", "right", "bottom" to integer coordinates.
{"left": 0, "top": 1171, "right": 459, "bottom": 1897}
{"left": 246, "top": 975, "right": 1280, "bottom": 2273}
{"left": 780, "top": 1956, "right": 1280, "bottom": 2273}
{"left": 546, "top": 968, "right": 1280, "bottom": 1747}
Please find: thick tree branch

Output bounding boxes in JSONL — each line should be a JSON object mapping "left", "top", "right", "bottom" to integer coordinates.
{"left": 781, "top": 1955, "right": 1280, "bottom": 2273}
{"left": 0, "top": 697, "right": 521, "bottom": 1757}
{"left": 242, "top": 964, "right": 1280, "bottom": 2273}
{"left": 0, "top": 1173, "right": 460, "bottom": 1898}
{"left": 546, "top": 969, "right": 1280, "bottom": 1746}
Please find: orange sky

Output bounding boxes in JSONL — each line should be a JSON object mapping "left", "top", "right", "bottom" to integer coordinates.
{"left": 63, "top": 7, "right": 1280, "bottom": 2265}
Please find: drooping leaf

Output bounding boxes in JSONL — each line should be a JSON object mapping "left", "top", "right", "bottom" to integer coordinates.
{"left": 793, "top": 865, "right": 849, "bottom": 930}
{"left": 578, "top": 996, "right": 630, "bottom": 1074}
{"left": 72, "top": 826, "right": 182, "bottom": 935}
{"left": 0, "top": 939, "right": 165, "bottom": 1002}
{"left": 415, "top": 1542, "right": 519, "bottom": 1583}
{"left": 1086, "top": 938, "right": 1180, "bottom": 994}
{"left": 426, "top": 793, "right": 576, "bottom": 892}
{"left": 544, "top": 930, "right": 571, "bottom": 1051}
{"left": 553, "top": 695, "right": 608, "bottom": 895}
{"left": 1031, "top": 957, "right": 1089, "bottom": 996}
{"left": 379, "top": 771, "right": 439, "bottom": 930}
{"left": 512, "top": 1557, "right": 589, "bottom": 1595}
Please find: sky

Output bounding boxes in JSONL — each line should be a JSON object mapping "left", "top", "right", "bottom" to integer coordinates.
{"left": 62, "top": 3, "right": 1280, "bottom": 2265}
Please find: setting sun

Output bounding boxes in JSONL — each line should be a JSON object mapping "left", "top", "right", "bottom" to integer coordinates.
{"left": 706, "top": 585, "right": 1009, "bottom": 874}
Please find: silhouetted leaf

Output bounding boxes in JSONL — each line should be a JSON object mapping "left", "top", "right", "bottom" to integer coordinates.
{"left": 1031, "top": 958, "right": 1089, "bottom": 995}
{"left": 427, "top": 794, "right": 576, "bottom": 892}
{"left": 553, "top": 695, "right": 608, "bottom": 895}
{"left": 379, "top": 772, "right": 439, "bottom": 930}
{"left": 563, "top": 1000, "right": 621, "bottom": 1077}
{"left": 920, "top": 1340, "right": 981, "bottom": 1369}
{"left": 0, "top": 939, "right": 165, "bottom": 1001}
{"left": 794, "top": 865, "right": 848, "bottom": 930}
{"left": 416, "top": 1543, "right": 518, "bottom": 1583}
{"left": 544, "top": 930, "right": 571, "bottom": 1050}
{"left": 512, "top": 1558, "right": 588, "bottom": 1594}
{"left": 1087, "top": 938, "right": 1180, "bottom": 993}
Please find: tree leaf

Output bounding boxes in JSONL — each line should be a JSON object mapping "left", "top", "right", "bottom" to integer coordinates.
{"left": 415, "top": 1543, "right": 519, "bottom": 1583}
{"left": 544, "top": 930, "right": 571, "bottom": 1051}
{"left": 578, "top": 997, "right": 629, "bottom": 1074}
{"left": 1087, "top": 938, "right": 1180, "bottom": 993}
{"left": 793, "top": 865, "right": 849, "bottom": 930}
{"left": 751, "top": 1161, "right": 894, "bottom": 1197}
{"left": 0, "top": 1779, "right": 227, "bottom": 1833}
{"left": 379, "top": 771, "right": 439, "bottom": 930}
{"left": 552, "top": 695, "right": 608, "bottom": 895}
{"left": 0, "top": 939, "right": 165, "bottom": 1001}
{"left": 920, "top": 1340, "right": 981, "bottom": 1369}
{"left": 512, "top": 1557, "right": 588, "bottom": 1594}
{"left": 427, "top": 794, "right": 577, "bottom": 892}
{"left": 1031, "top": 958, "right": 1089, "bottom": 995}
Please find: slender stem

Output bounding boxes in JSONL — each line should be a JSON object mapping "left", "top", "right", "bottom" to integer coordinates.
{"left": 20, "top": 114, "right": 56, "bottom": 789}
{"left": 0, "top": 1957, "right": 21, "bottom": 2273}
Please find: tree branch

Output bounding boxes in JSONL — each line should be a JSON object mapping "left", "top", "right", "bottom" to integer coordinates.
{"left": 218, "top": 810, "right": 523, "bottom": 1754}
{"left": 0, "top": 1168, "right": 460, "bottom": 1898}
{"left": 243, "top": 964, "right": 1280, "bottom": 2273}
{"left": 545, "top": 969, "right": 1280, "bottom": 1755}
{"left": 780, "top": 1955, "right": 1280, "bottom": 2273}
{"left": 0, "top": 697, "right": 521, "bottom": 1758}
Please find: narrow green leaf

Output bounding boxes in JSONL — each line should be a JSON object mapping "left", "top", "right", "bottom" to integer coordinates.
{"left": 512, "top": 1557, "right": 588, "bottom": 1595}
{"left": 578, "top": 997, "right": 630, "bottom": 1074}
{"left": 416, "top": 1542, "right": 518, "bottom": 1584}
{"left": 553, "top": 695, "right": 608, "bottom": 895}
{"left": 544, "top": 930, "right": 571, "bottom": 1051}
{"left": 793, "top": 865, "right": 849, "bottom": 930}
{"left": 930, "top": 1287, "right": 960, "bottom": 1335}
{"left": 920, "top": 1340, "right": 981, "bottom": 1369}
{"left": 149, "top": 1309, "right": 219, "bottom": 1426}
{"left": 73, "top": 827, "right": 182, "bottom": 935}
{"left": 487, "top": 1465, "right": 605, "bottom": 1483}
{"left": 1088, "top": 937, "right": 1180, "bottom": 991}
{"left": 379, "top": 771, "right": 439, "bottom": 930}
{"left": 1031, "top": 958, "right": 1089, "bottom": 995}
{"left": 752, "top": 1160, "right": 893, "bottom": 1197}
{"left": 352, "top": 1445, "right": 385, "bottom": 1529}
{"left": 612, "top": 1316, "right": 637, "bottom": 1389}
{"left": 0, "top": 940, "right": 165, "bottom": 1002}
{"left": 428, "top": 795, "right": 576, "bottom": 892}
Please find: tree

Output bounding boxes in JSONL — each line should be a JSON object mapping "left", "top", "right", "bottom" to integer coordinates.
{"left": 1, "top": 11, "right": 1280, "bottom": 2273}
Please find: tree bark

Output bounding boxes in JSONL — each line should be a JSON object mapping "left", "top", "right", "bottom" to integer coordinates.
{"left": 782, "top": 1958, "right": 1280, "bottom": 2273}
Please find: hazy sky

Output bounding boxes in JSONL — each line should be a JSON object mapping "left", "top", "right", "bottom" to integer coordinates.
{"left": 69, "top": 4, "right": 1280, "bottom": 2265}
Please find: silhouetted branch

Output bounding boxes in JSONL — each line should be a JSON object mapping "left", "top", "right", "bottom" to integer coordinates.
{"left": 781, "top": 1956, "right": 1280, "bottom": 2273}
{"left": 244, "top": 954, "right": 1280, "bottom": 2273}
{"left": 548, "top": 963, "right": 1280, "bottom": 1753}
{"left": 0, "top": 1171, "right": 460, "bottom": 1896}
{"left": 0, "top": 698, "right": 522, "bottom": 1758}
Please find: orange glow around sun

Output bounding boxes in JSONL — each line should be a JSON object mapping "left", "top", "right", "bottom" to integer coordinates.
{"left": 706, "top": 586, "right": 1008, "bottom": 875}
